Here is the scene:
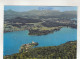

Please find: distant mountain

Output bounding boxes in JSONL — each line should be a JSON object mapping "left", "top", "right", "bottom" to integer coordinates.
{"left": 4, "top": 10, "right": 77, "bottom": 20}
{"left": 4, "top": 10, "right": 22, "bottom": 20}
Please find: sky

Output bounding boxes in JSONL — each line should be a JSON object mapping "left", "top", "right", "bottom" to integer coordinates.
{"left": 4, "top": 6, "right": 77, "bottom": 12}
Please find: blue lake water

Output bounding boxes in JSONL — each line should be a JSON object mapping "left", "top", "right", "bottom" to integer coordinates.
{"left": 4, "top": 27, "right": 77, "bottom": 56}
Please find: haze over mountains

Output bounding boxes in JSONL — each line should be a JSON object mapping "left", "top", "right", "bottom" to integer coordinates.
{"left": 4, "top": 9, "right": 77, "bottom": 21}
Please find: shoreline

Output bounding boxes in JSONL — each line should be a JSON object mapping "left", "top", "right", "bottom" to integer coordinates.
{"left": 4, "top": 40, "right": 77, "bottom": 58}
{"left": 3, "top": 28, "right": 77, "bottom": 56}
{"left": 4, "top": 26, "right": 77, "bottom": 36}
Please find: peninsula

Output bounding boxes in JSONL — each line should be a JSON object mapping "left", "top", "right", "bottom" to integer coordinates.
{"left": 19, "top": 41, "right": 38, "bottom": 53}
{"left": 4, "top": 41, "right": 77, "bottom": 59}
{"left": 4, "top": 10, "right": 77, "bottom": 35}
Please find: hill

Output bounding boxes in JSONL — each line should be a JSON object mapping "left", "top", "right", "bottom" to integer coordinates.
{"left": 4, "top": 41, "right": 77, "bottom": 59}
{"left": 4, "top": 10, "right": 77, "bottom": 20}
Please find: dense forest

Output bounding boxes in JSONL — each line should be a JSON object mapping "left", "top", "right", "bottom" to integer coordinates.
{"left": 4, "top": 41, "right": 77, "bottom": 59}
{"left": 42, "top": 20, "right": 77, "bottom": 28}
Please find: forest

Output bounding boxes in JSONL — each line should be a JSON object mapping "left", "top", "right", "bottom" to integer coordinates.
{"left": 4, "top": 41, "right": 76, "bottom": 59}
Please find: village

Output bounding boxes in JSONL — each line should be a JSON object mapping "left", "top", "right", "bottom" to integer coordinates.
{"left": 19, "top": 41, "right": 38, "bottom": 53}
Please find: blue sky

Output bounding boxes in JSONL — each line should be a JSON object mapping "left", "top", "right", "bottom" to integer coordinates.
{"left": 4, "top": 6, "right": 77, "bottom": 12}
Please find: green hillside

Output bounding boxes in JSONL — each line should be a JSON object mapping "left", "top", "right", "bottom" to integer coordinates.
{"left": 4, "top": 41, "right": 77, "bottom": 59}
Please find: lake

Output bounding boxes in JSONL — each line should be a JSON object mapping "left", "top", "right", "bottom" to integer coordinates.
{"left": 4, "top": 27, "right": 77, "bottom": 56}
